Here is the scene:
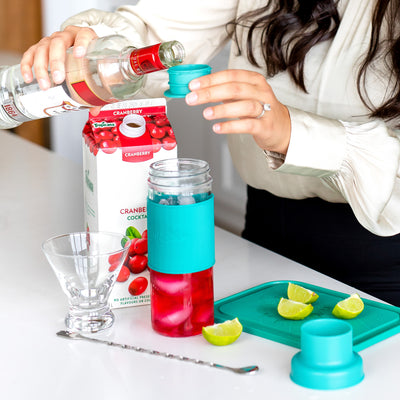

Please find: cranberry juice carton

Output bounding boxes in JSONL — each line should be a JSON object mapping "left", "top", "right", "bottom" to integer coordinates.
{"left": 82, "top": 98, "right": 177, "bottom": 308}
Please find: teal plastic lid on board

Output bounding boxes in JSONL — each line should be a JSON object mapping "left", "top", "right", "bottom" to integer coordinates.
{"left": 214, "top": 280, "right": 400, "bottom": 351}
{"left": 147, "top": 195, "right": 215, "bottom": 274}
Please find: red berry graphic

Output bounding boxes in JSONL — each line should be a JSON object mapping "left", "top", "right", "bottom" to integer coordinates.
{"left": 83, "top": 122, "right": 91, "bottom": 134}
{"left": 129, "top": 277, "right": 148, "bottom": 296}
{"left": 152, "top": 138, "right": 162, "bottom": 152}
{"left": 99, "top": 139, "right": 117, "bottom": 154}
{"left": 116, "top": 265, "right": 130, "bottom": 282}
{"left": 133, "top": 238, "right": 148, "bottom": 255}
{"left": 128, "top": 255, "right": 148, "bottom": 274}
{"left": 98, "top": 130, "right": 115, "bottom": 141}
{"left": 155, "top": 117, "right": 168, "bottom": 127}
{"left": 108, "top": 263, "right": 119, "bottom": 272}
{"left": 89, "top": 140, "right": 97, "bottom": 155}
{"left": 163, "top": 125, "right": 175, "bottom": 138}
{"left": 162, "top": 136, "right": 176, "bottom": 151}
{"left": 113, "top": 135, "right": 121, "bottom": 147}
{"left": 108, "top": 252, "right": 123, "bottom": 265}
{"left": 148, "top": 123, "right": 166, "bottom": 139}
{"left": 128, "top": 238, "right": 139, "bottom": 257}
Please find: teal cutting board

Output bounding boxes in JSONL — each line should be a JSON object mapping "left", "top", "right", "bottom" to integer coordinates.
{"left": 214, "top": 280, "right": 400, "bottom": 351}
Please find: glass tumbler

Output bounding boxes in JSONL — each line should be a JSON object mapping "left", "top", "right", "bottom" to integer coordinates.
{"left": 147, "top": 158, "right": 215, "bottom": 336}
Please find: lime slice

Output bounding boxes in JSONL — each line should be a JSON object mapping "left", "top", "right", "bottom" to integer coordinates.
{"left": 287, "top": 282, "right": 319, "bottom": 304}
{"left": 332, "top": 293, "right": 364, "bottom": 319}
{"left": 202, "top": 318, "right": 243, "bottom": 346}
{"left": 277, "top": 298, "right": 313, "bottom": 320}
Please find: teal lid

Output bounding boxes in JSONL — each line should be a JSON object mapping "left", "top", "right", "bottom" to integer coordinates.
{"left": 290, "top": 319, "right": 364, "bottom": 390}
{"left": 164, "top": 64, "right": 212, "bottom": 98}
{"left": 147, "top": 195, "right": 215, "bottom": 274}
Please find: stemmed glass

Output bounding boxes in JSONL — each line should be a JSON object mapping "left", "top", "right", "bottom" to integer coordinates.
{"left": 42, "top": 231, "right": 130, "bottom": 333}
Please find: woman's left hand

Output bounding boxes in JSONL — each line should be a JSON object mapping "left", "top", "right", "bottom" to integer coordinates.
{"left": 185, "top": 69, "right": 291, "bottom": 154}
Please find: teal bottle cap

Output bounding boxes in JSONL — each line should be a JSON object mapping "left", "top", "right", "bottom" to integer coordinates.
{"left": 164, "top": 64, "right": 212, "bottom": 98}
{"left": 290, "top": 319, "right": 364, "bottom": 390}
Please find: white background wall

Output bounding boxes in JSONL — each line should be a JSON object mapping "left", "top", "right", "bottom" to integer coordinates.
{"left": 41, "top": 0, "right": 247, "bottom": 235}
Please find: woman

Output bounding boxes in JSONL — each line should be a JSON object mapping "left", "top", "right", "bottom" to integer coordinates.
{"left": 21, "top": 0, "right": 400, "bottom": 305}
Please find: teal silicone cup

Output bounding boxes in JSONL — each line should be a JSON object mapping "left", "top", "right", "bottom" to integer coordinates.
{"left": 147, "top": 195, "right": 215, "bottom": 274}
{"left": 290, "top": 319, "right": 364, "bottom": 390}
{"left": 164, "top": 64, "right": 212, "bottom": 98}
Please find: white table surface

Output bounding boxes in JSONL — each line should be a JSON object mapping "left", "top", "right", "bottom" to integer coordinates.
{"left": 1, "top": 130, "right": 399, "bottom": 400}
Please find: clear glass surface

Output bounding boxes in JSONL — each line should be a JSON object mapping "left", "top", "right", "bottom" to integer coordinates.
{"left": 42, "top": 232, "right": 130, "bottom": 333}
{"left": 148, "top": 158, "right": 212, "bottom": 204}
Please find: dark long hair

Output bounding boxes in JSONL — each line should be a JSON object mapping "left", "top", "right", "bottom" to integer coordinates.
{"left": 231, "top": 0, "right": 400, "bottom": 126}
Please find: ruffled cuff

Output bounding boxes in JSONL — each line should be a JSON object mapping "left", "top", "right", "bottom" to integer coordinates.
{"left": 264, "top": 105, "right": 400, "bottom": 235}
{"left": 323, "top": 120, "right": 400, "bottom": 235}
{"left": 273, "top": 106, "right": 347, "bottom": 177}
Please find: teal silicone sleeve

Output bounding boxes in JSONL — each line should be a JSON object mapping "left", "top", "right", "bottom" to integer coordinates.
{"left": 147, "top": 195, "right": 215, "bottom": 274}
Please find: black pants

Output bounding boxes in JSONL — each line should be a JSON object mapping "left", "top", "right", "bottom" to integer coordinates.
{"left": 242, "top": 185, "right": 400, "bottom": 306}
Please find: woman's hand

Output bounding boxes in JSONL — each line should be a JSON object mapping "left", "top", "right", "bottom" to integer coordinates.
{"left": 20, "top": 26, "right": 97, "bottom": 90}
{"left": 185, "top": 69, "right": 291, "bottom": 154}
{"left": 20, "top": 26, "right": 101, "bottom": 115}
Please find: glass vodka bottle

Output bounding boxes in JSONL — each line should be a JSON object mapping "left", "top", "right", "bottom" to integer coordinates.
{"left": 0, "top": 35, "right": 184, "bottom": 129}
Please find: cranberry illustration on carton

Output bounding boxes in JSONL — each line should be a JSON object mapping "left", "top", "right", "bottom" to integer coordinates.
{"left": 84, "top": 99, "right": 177, "bottom": 159}
{"left": 82, "top": 98, "right": 177, "bottom": 308}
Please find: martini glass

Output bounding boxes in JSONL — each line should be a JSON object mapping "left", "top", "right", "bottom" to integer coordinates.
{"left": 42, "top": 231, "right": 130, "bottom": 333}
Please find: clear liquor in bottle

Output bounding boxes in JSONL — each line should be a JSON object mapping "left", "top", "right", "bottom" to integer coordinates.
{"left": 0, "top": 35, "right": 184, "bottom": 129}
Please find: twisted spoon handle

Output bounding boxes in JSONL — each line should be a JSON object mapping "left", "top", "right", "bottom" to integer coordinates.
{"left": 57, "top": 330, "right": 259, "bottom": 375}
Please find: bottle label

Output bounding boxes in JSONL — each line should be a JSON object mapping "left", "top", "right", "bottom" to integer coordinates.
{"left": 1, "top": 100, "right": 30, "bottom": 123}
{"left": 130, "top": 43, "right": 166, "bottom": 75}
{"left": 18, "top": 85, "right": 83, "bottom": 118}
{"left": 70, "top": 80, "right": 109, "bottom": 106}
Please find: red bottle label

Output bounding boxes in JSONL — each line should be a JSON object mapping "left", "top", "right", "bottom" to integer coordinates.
{"left": 130, "top": 43, "right": 166, "bottom": 75}
{"left": 71, "top": 80, "right": 108, "bottom": 106}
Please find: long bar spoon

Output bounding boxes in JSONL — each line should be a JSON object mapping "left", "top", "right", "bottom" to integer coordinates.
{"left": 57, "top": 330, "right": 259, "bottom": 375}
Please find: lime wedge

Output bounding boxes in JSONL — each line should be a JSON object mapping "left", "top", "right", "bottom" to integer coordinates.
{"left": 202, "top": 318, "right": 243, "bottom": 346}
{"left": 277, "top": 298, "right": 313, "bottom": 320}
{"left": 332, "top": 293, "right": 364, "bottom": 319}
{"left": 287, "top": 282, "right": 319, "bottom": 304}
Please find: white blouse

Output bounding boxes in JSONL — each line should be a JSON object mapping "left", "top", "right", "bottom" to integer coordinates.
{"left": 62, "top": 0, "right": 400, "bottom": 236}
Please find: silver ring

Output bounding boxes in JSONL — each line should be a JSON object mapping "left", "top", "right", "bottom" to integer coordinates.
{"left": 256, "top": 101, "right": 271, "bottom": 119}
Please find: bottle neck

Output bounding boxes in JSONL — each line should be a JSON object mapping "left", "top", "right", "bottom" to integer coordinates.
{"left": 129, "top": 43, "right": 166, "bottom": 75}
{"left": 125, "top": 41, "right": 185, "bottom": 76}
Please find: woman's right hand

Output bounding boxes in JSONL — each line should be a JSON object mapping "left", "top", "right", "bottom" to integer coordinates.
{"left": 20, "top": 25, "right": 98, "bottom": 90}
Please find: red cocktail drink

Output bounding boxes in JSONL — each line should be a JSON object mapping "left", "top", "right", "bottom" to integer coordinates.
{"left": 150, "top": 267, "right": 214, "bottom": 336}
